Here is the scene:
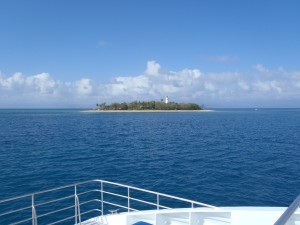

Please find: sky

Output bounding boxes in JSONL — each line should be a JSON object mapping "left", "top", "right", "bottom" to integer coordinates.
{"left": 0, "top": 0, "right": 300, "bottom": 108}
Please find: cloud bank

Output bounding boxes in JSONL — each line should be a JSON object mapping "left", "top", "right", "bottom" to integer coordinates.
{"left": 1, "top": 61, "right": 300, "bottom": 108}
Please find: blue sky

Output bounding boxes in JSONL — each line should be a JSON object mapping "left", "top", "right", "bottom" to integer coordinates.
{"left": 1, "top": 0, "right": 300, "bottom": 108}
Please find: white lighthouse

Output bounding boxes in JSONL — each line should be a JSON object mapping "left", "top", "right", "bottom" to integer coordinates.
{"left": 165, "top": 96, "right": 169, "bottom": 104}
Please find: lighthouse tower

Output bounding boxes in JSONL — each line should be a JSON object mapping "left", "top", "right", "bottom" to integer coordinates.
{"left": 165, "top": 96, "right": 169, "bottom": 104}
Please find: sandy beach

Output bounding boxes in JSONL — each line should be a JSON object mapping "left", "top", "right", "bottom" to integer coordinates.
{"left": 81, "top": 109, "right": 214, "bottom": 113}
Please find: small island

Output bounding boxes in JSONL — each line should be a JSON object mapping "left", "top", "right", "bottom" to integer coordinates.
{"left": 96, "top": 101, "right": 202, "bottom": 111}
{"left": 83, "top": 97, "right": 212, "bottom": 112}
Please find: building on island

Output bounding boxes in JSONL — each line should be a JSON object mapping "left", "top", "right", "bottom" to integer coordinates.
{"left": 165, "top": 96, "right": 169, "bottom": 104}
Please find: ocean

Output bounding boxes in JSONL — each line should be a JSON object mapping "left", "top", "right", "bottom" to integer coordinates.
{"left": 0, "top": 108, "right": 299, "bottom": 211}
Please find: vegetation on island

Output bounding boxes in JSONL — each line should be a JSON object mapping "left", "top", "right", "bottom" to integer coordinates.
{"left": 96, "top": 101, "right": 203, "bottom": 110}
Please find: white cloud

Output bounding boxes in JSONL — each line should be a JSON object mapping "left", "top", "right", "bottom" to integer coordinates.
{"left": 291, "top": 71, "right": 300, "bottom": 88}
{"left": 26, "top": 73, "right": 58, "bottom": 94}
{"left": 1, "top": 72, "right": 24, "bottom": 89}
{"left": 106, "top": 75, "right": 151, "bottom": 96}
{"left": 0, "top": 72, "right": 57, "bottom": 94}
{"left": 238, "top": 81, "right": 250, "bottom": 91}
{"left": 204, "top": 82, "right": 216, "bottom": 91}
{"left": 76, "top": 78, "right": 95, "bottom": 95}
{"left": 253, "top": 80, "right": 282, "bottom": 93}
{"left": 145, "top": 61, "right": 161, "bottom": 75}
{"left": 168, "top": 69, "right": 201, "bottom": 86}
{"left": 254, "top": 64, "right": 272, "bottom": 76}
{"left": 1, "top": 61, "right": 300, "bottom": 108}
{"left": 106, "top": 63, "right": 203, "bottom": 100}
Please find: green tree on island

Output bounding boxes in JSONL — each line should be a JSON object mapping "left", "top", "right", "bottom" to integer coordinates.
{"left": 96, "top": 101, "right": 203, "bottom": 110}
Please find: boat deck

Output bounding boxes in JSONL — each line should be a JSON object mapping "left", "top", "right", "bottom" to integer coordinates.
{"left": 0, "top": 179, "right": 299, "bottom": 225}
{"left": 80, "top": 207, "right": 293, "bottom": 225}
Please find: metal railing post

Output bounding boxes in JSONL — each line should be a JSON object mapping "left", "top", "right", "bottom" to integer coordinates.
{"left": 157, "top": 194, "right": 160, "bottom": 210}
{"left": 74, "top": 185, "right": 81, "bottom": 225}
{"left": 31, "top": 194, "right": 37, "bottom": 225}
{"left": 101, "top": 181, "right": 104, "bottom": 217}
{"left": 128, "top": 187, "right": 130, "bottom": 212}
{"left": 74, "top": 185, "right": 78, "bottom": 225}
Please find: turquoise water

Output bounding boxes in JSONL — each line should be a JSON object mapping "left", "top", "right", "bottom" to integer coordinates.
{"left": 0, "top": 109, "right": 299, "bottom": 209}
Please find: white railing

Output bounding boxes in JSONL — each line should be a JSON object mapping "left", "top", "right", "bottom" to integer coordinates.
{"left": 0, "top": 179, "right": 217, "bottom": 225}
{"left": 274, "top": 194, "right": 300, "bottom": 225}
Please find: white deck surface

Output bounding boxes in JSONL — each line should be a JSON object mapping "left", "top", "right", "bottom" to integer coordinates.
{"left": 81, "top": 207, "right": 292, "bottom": 225}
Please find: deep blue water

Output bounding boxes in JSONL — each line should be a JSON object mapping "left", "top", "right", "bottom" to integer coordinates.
{"left": 0, "top": 108, "right": 299, "bottom": 211}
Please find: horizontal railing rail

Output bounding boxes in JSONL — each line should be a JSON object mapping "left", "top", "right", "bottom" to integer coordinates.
{"left": 0, "top": 179, "right": 218, "bottom": 225}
